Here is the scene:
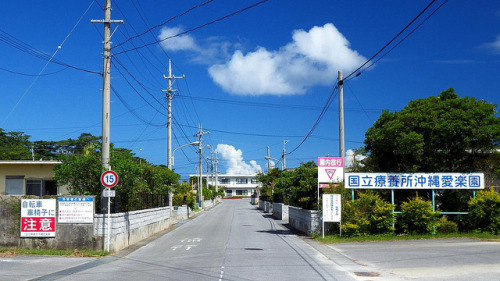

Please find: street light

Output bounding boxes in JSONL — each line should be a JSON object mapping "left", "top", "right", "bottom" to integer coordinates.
{"left": 171, "top": 141, "right": 200, "bottom": 167}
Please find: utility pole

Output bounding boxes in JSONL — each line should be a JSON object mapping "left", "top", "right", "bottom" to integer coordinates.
{"left": 215, "top": 152, "right": 219, "bottom": 195}
{"left": 338, "top": 71, "right": 345, "bottom": 159}
{"left": 91, "top": 0, "right": 123, "bottom": 253}
{"left": 194, "top": 124, "right": 209, "bottom": 209}
{"left": 163, "top": 59, "right": 184, "bottom": 170}
{"left": 282, "top": 140, "right": 288, "bottom": 170}
{"left": 91, "top": 0, "right": 123, "bottom": 170}
{"left": 266, "top": 146, "right": 271, "bottom": 173}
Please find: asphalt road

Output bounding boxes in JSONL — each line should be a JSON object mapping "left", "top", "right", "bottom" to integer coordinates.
{"left": 1, "top": 199, "right": 499, "bottom": 280}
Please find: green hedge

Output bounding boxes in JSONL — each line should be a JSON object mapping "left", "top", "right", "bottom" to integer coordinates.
{"left": 468, "top": 188, "right": 500, "bottom": 235}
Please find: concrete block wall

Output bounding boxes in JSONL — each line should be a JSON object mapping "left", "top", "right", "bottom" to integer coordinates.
{"left": 288, "top": 206, "right": 320, "bottom": 235}
{"left": 258, "top": 200, "right": 265, "bottom": 210}
{"left": 272, "top": 203, "right": 289, "bottom": 223}
{"left": 1, "top": 195, "right": 220, "bottom": 252}
{"left": 94, "top": 207, "right": 172, "bottom": 251}
{"left": 265, "top": 201, "right": 272, "bottom": 213}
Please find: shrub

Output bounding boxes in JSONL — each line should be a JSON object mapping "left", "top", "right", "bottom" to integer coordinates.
{"left": 340, "top": 192, "right": 394, "bottom": 237}
{"left": 437, "top": 216, "right": 458, "bottom": 234}
{"left": 468, "top": 188, "right": 500, "bottom": 235}
{"left": 400, "top": 196, "right": 439, "bottom": 235}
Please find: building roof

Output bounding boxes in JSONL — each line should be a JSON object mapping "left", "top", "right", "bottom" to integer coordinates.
{"left": 0, "top": 160, "right": 62, "bottom": 165}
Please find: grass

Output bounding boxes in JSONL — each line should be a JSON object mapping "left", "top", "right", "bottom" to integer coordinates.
{"left": 314, "top": 232, "right": 500, "bottom": 244}
{"left": 0, "top": 247, "right": 109, "bottom": 257}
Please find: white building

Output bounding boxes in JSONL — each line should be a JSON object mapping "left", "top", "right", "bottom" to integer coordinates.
{"left": 190, "top": 174, "right": 261, "bottom": 197}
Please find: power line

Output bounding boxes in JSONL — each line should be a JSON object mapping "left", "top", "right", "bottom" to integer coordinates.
{"left": 351, "top": 0, "right": 448, "bottom": 78}
{"left": 286, "top": 85, "right": 339, "bottom": 155}
{"left": 114, "top": 0, "right": 215, "bottom": 48}
{"left": 114, "top": 0, "right": 269, "bottom": 56}
{"left": 344, "top": 0, "right": 439, "bottom": 81}
{"left": 0, "top": 66, "right": 69, "bottom": 77}
{"left": 0, "top": 29, "right": 100, "bottom": 75}
{"left": 176, "top": 94, "right": 388, "bottom": 112}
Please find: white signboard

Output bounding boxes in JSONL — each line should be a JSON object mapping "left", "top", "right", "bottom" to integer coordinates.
{"left": 345, "top": 173, "right": 484, "bottom": 189}
{"left": 322, "top": 194, "right": 341, "bottom": 222}
{"left": 58, "top": 197, "right": 94, "bottom": 224}
{"left": 103, "top": 189, "right": 116, "bottom": 197}
{"left": 318, "top": 157, "right": 344, "bottom": 184}
{"left": 20, "top": 199, "right": 56, "bottom": 237}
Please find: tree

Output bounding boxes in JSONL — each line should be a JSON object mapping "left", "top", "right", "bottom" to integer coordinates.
{"left": 363, "top": 89, "right": 500, "bottom": 222}
{"left": 34, "top": 133, "right": 100, "bottom": 160}
{"left": 256, "top": 168, "right": 281, "bottom": 200}
{"left": 364, "top": 88, "right": 500, "bottom": 174}
{"left": 54, "top": 143, "right": 180, "bottom": 212}
{"left": 53, "top": 142, "right": 102, "bottom": 196}
{"left": 287, "top": 161, "right": 318, "bottom": 210}
{"left": 0, "top": 129, "right": 31, "bottom": 160}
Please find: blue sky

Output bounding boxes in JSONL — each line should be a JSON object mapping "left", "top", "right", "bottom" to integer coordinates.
{"left": 0, "top": 0, "right": 499, "bottom": 180}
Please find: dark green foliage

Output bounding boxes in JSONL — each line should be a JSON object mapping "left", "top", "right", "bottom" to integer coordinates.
{"left": 340, "top": 191, "right": 394, "bottom": 237}
{"left": 33, "top": 133, "right": 100, "bottom": 160}
{"left": 285, "top": 161, "right": 318, "bottom": 209}
{"left": 54, "top": 143, "right": 180, "bottom": 212}
{"left": 257, "top": 163, "right": 318, "bottom": 209}
{"left": 400, "top": 196, "right": 439, "bottom": 235}
{"left": 364, "top": 88, "right": 500, "bottom": 179}
{"left": 257, "top": 168, "right": 281, "bottom": 200}
{"left": 0, "top": 129, "right": 31, "bottom": 160}
{"left": 468, "top": 188, "right": 500, "bottom": 234}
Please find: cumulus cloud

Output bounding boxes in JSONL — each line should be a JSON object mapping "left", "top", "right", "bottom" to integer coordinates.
{"left": 216, "top": 144, "right": 262, "bottom": 174}
{"left": 345, "top": 149, "right": 366, "bottom": 168}
{"left": 208, "top": 23, "right": 366, "bottom": 96}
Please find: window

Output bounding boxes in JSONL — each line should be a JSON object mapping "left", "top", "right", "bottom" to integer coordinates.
{"left": 5, "top": 176, "right": 24, "bottom": 195}
{"left": 26, "top": 180, "right": 43, "bottom": 196}
{"left": 25, "top": 180, "right": 57, "bottom": 196}
{"left": 251, "top": 179, "right": 258, "bottom": 184}
{"left": 236, "top": 190, "right": 248, "bottom": 196}
{"left": 219, "top": 178, "right": 230, "bottom": 184}
{"left": 236, "top": 178, "right": 248, "bottom": 184}
{"left": 226, "top": 189, "right": 232, "bottom": 197}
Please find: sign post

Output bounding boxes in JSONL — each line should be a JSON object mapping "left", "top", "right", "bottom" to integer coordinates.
{"left": 317, "top": 157, "right": 344, "bottom": 238}
{"left": 322, "top": 194, "right": 341, "bottom": 238}
{"left": 101, "top": 170, "right": 118, "bottom": 252}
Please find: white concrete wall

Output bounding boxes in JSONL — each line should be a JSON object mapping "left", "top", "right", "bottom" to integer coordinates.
{"left": 272, "top": 203, "right": 289, "bottom": 223}
{"left": 94, "top": 207, "right": 173, "bottom": 251}
{"left": 288, "top": 206, "right": 320, "bottom": 235}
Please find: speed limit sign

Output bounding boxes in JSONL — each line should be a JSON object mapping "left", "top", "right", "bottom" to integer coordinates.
{"left": 101, "top": 170, "right": 119, "bottom": 188}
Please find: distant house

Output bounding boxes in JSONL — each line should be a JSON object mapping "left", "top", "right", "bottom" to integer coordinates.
{"left": 190, "top": 174, "right": 262, "bottom": 197}
{"left": 0, "top": 160, "right": 66, "bottom": 196}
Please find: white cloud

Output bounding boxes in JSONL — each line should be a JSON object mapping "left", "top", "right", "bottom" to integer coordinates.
{"left": 482, "top": 35, "right": 500, "bottom": 54}
{"left": 216, "top": 144, "right": 262, "bottom": 174}
{"left": 208, "top": 23, "right": 366, "bottom": 96}
{"left": 158, "top": 26, "right": 198, "bottom": 51}
{"left": 157, "top": 27, "right": 237, "bottom": 64}
{"left": 345, "top": 149, "right": 366, "bottom": 168}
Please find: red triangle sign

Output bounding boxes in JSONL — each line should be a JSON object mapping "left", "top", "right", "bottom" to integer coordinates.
{"left": 325, "top": 169, "right": 336, "bottom": 180}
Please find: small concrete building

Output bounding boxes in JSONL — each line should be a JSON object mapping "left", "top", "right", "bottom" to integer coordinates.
{"left": 0, "top": 160, "right": 65, "bottom": 196}
{"left": 190, "top": 174, "right": 262, "bottom": 197}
